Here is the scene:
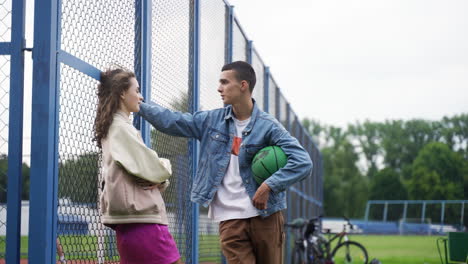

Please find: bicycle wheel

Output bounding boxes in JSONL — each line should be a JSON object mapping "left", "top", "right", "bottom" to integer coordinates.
{"left": 331, "top": 241, "right": 368, "bottom": 264}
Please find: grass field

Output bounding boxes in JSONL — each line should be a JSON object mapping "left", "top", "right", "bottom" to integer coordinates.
{"left": 341, "top": 235, "right": 448, "bottom": 264}
{"left": 1, "top": 234, "right": 457, "bottom": 263}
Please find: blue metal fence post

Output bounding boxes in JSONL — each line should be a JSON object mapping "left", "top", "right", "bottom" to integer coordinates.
{"left": 190, "top": 0, "right": 201, "bottom": 262}
{"left": 29, "top": 0, "right": 60, "bottom": 262}
{"left": 226, "top": 5, "right": 234, "bottom": 64}
{"left": 421, "top": 201, "right": 426, "bottom": 223}
{"left": 460, "top": 202, "right": 465, "bottom": 227}
{"left": 138, "top": 0, "right": 152, "bottom": 145}
{"left": 263, "top": 66, "right": 269, "bottom": 112}
{"left": 220, "top": 5, "right": 235, "bottom": 264}
{"left": 247, "top": 40, "right": 253, "bottom": 64}
{"left": 383, "top": 202, "right": 388, "bottom": 222}
{"left": 402, "top": 202, "right": 408, "bottom": 223}
{"left": 440, "top": 202, "right": 445, "bottom": 234}
{"left": 5, "top": 0, "right": 26, "bottom": 262}
{"left": 364, "top": 201, "right": 370, "bottom": 222}
{"left": 285, "top": 102, "right": 292, "bottom": 264}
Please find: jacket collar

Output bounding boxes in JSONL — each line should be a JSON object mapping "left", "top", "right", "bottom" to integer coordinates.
{"left": 114, "top": 110, "right": 132, "bottom": 125}
{"left": 224, "top": 98, "right": 259, "bottom": 133}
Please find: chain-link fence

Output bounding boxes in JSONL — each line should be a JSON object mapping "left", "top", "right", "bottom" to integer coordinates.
{"left": 5, "top": 0, "right": 323, "bottom": 263}
{"left": 0, "top": 0, "right": 12, "bottom": 260}
{"left": 0, "top": 54, "right": 9, "bottom": 260}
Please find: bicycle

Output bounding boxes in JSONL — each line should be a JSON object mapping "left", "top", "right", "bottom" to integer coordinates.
{"left": 285, "top": 216, "right": 368, "bottom": 264}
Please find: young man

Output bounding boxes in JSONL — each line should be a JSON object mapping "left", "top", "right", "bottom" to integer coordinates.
{"left": 136, "top": 61, "right": 312, "bottom": 263}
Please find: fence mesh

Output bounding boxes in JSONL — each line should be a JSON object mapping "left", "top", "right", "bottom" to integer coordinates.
{"left": 232, "top": 19, "right": 247, "bottom": 62}
{"left": 278, "top": 92, "right": 288, "bottom": 128}
{"left": 57, "top": 64, "right": 116, "bottom": 263}
{"left": 268, "top": 76, "right": 277, "bottom": 117}
{"left": 150, "top": 1, "right": 194, "bottom": 262}
{"left": 0, "top": 0, "right": 11, "bottom": 42}
{"left": 198, "top": 1, "right": 228, "bottom": 261}
{"left": 58, "top": 0, "right": 138, "bottom": 261}
{"left": 251, "top": 49, "right": 264, "bottom": 111}
{"left": 60, "top": 0, "right": 135, "bottom": 70}
{"left": 0, "top": 0, "right": 11, "bottom": 259}
{"left": 0, "top": 54, "right": 9, "bottom": 260}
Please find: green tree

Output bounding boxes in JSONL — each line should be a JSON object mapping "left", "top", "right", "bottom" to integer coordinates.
{"left": 348, "top": 121, "right": 383, "bottom": 179}
{"left": 369, "top": 168, "right": 408, "bottom": 201}
{"left": 408, "top": 142, "right": 464, "bottom": 200}
{"left": 322, "top": 138, "right": 368, "bottom": 218}
{"left": 0, "top": 154, "right": 31, "bottom": 203}
{"left": 58, "top": 152, "right": 99, "bottom": 204}
{"left": 440, "top": 114, "right": 468, "bottom": 159}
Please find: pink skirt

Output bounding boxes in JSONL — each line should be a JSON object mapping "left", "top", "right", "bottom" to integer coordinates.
{"left": 115, "top": 223, "right": 181, "bottom": 264}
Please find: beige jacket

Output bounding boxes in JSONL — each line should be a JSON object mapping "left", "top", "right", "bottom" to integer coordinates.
{"left": 100, "top": 111, "right": 172, "bottom": 226}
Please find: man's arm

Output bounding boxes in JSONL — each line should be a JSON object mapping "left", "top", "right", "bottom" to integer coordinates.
{"left": 264, "top": 125, "right": 313, "bottom": 193}
{"left": 136, "top": 101, "right": 207, "bottom": 140}
{"left": 252, "top": 121, "right": 313, "bottom": 210}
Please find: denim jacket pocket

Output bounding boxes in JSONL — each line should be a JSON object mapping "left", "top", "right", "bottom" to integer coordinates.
{"left": 209, "top": 129, "right": 229, "bottom": 154}
{"left": 244, "top": 143, "right": 266, "bottom": 161}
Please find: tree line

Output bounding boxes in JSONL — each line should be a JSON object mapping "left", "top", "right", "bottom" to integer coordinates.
{"left": 303, "top": 114, "right": 468, "bottom": 223}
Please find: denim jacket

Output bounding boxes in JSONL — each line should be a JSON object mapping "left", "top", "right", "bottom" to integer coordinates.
{"left": 137, "top": 100, "right": 313, "bottom": 217}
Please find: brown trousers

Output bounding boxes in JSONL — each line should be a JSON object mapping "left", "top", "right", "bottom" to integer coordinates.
{"left": 219, "top": 211, "right": 285, "bottom": 264}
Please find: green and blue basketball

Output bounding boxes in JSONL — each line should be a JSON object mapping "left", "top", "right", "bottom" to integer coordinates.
{"left": 251, "top": 146, "right": 287, "bottom": 184}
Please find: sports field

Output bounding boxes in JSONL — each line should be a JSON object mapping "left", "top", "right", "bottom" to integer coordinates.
{"left": 345, "top": 235, "right": 447, "bottom": 264}
{"left": 0, "top": 235, "right": 453, "bottom": 263}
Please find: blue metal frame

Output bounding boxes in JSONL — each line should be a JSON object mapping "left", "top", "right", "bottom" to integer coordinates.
{"left": 0, "top": 43, "right": 11, "bottom": 54}
{"left": 285, "top": 102, "right": 292, "bottom": 263}
{"left": 226, "top": 5, "right": 234, "bottom": 63}
{"left": 247, "top": 40, "right": 253, "bottom": 64}
{"left": 139, "top": 0, "right": 152, "bottom": 144}
{"left": 263, "top": 66, "right": 270, "bottom": 112}
{"left": 5, "top": 0, "right": 26, "bottom": 262}
{"left": 29, "top": 0, "right": 60, "bottom": 262}
{"left": 191, "top": 0, "right": 201, "bottom": 262}
{"left": 58, "top": 51, "right": 100, "bottom": 80}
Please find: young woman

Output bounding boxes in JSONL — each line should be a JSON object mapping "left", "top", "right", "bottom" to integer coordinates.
{"left": 94, "top": 68, "right": 182, "bottom": 264}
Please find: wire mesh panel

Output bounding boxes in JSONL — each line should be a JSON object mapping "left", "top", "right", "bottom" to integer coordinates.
{"left": 278, "top": 92, "right": 288, "bottom": 128}
{"left": 60, "top": 0, "right": 135, "bottom": 71}
{"left": 0, "top": 0, "right": 11, "bottom": 42}
{"left": 198, "top": 1, "right": 227, "bottom": 262}
{"left": 302, "top": 135, "right": 312, "bottom": 218}
{"left": 232, "top": 19, "right": 247, "bottom": 62}
{"left": 0, "top": 0, "right": 11, "bottom": 258}
{"left": 251, "top": 49, "right": 264, "bottom": 111}
{"left": 58, "top": 0, "right": 139, "bottom": 261}
{"left": 199, "top": 0, "right": 226, "bottom": 111}
{"left": 0, "top": 54, "right": 9, "bottom": 260}
{"left": 57, "top": 64, "right": 116, "bottom": 262}
{"left": 150, "top": 1, "right": 194, "bottom": 262}
{"left": 268, "top": 76, "right": 277, "bottom": 118}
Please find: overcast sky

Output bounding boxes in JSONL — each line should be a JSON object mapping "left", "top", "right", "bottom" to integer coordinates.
{"left": 228, "top": 0, "right": 468, "bottom": 128}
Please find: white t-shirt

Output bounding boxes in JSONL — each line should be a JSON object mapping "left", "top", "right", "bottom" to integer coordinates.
{"left": 208, "top": 117, "right": 259, "bottom": 222}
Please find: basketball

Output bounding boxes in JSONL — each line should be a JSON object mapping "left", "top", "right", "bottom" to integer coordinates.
{"left": 251, "top": 146, "right": 288, "bottom": 184}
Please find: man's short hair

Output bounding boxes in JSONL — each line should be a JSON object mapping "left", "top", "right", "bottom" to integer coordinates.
{"left": 222, "top": 61, "right": 256, "bottom": 93}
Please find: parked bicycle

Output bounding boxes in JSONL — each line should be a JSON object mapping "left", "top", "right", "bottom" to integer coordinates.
{"left": 285, "top": 215, "right": 368, "bottom": 264}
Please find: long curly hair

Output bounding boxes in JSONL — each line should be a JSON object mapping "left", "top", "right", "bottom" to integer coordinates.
{"left": 93, "top": 68, "right": 136, "bottom": 148}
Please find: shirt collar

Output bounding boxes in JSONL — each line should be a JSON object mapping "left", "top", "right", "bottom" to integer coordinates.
{"left": 224, "top": 99, "right": 259, "bottom": 133}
